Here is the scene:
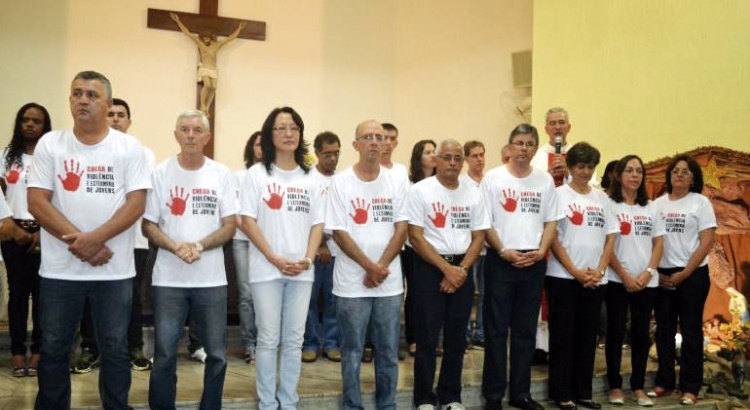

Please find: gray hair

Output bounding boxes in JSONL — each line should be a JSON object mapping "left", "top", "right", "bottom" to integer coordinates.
{"left": 175, "top": 109, "right": 211, "bottom": 130}
{"left": 544, "top": 107, "right": 569, "bottom": 122}
{"left": 436, "top": 139, "right": 462, "bottom": 155}
{"left": 73, "top": 71, "right": 113, "bottom": 99}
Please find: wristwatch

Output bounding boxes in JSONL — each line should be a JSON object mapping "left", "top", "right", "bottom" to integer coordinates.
{"left": 194, "top": 242, "right": 204, "bottom": 253}
{"left": 304, "top": 257, "right": 313, "bottom": 269}
{"left": 646, "top": 267, "right": 658, "bottom": 276}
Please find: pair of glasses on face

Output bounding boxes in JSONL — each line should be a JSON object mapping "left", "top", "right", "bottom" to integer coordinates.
{"left": 320, "top": 151, "right": 340, "bottom": 159}
{"left": 272, "top": 126, "right": 301, "bottom": 133}
{"left": 511, "top": 140, "right": 536, "bottom": 148}
{"left": 359, "top": 133, "right": 384, "bottom": 142}
{"left": 437, "top": 155, "right": 464, "bottom": 163}
{"left": 671, "top": 169, "right": 692, "bottom": 177}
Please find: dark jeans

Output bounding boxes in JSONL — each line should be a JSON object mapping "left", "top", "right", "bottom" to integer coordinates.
{"left": 303, "top": 257, "right": 340, "bottom": 352}
{"left": 79, "top": 249, "right": 147, "bottom": 353}
{"left": 482, "top": 250, "right": 546, "bottom": 403}
{"left": 545, "top": 276, "right": 604, "bottom": 402}
{"left": 605, "top": 283, "right": 656, "bottom": 391}
{"left": 402, "top": 245, "right": 415, "bottom": 346}
{"left": 412, "top": 253, "right": 474, "bottom": 406}
{"left": 654, "top": 265, "right": 710, "bottom": 396}
{"left": 35, "top": 278, "right": 133, "bottom": 410}
{"left": 2, "top": 238, "right": 42, "bottom": 355}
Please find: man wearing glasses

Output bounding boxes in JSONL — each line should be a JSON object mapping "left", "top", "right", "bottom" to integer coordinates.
{"left": 480, "top": 124, "right": 561, "bottom": 410}
{"left": 406, "top": 140, "right": 489, "bottom": 410}
{"left": 326, "top": 120, "right": 408, "bottom": 410}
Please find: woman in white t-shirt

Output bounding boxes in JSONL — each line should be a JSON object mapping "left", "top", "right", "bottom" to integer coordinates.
{"left": 651, "top": 155, "right": 716, "bottom": 406}
{"left": 239, "top": 107, "right": 323, "bottom": 410}
{"left": 546, "top": 142, "right": 617, "bottom": 410}
{"left": 604, "top": 155, "right": 665, "bottom": 407}
{"left": 1, "top": 102, "right": 51, "bottom": 377}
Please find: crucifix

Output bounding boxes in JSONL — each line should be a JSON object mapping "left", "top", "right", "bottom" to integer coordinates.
{"left": 147, "top": 0, "right": 266, "bottom": 158}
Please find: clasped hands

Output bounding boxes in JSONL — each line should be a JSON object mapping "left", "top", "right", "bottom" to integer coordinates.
{"left": 63, "top": 231, "right": 112, "bottom": 267}
{"left": 269, "top": 254, "right": 311, "bottom": 277}
{"left": 172, "top": 242, "right": 202, "bottom": 264}
{"left": 659, "top": 271, "right": 685, "bottom": 291}
{"left": 572, "top": 267, "right": 604, "bottom": 289}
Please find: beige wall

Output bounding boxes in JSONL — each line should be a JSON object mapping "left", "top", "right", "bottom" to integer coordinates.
{"left": 0, "top": 0, "right": 531, "bottom": 172}
{"left": 532, "top": 0, "right": 750, "bottom": 171}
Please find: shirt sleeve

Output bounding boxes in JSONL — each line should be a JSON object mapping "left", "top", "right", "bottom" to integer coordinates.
{"left": 697, "top": 195, "right": 718, "bottom": 232}
{"left": 219, "top": 168, "right": 238, "bottom": 218}
{"left": 240, "top": 166, "right": 261, "bottom": 219}
{"left": 325, "top": 174, "right": 348, "bottom": 232}
{"left": 27, "top": 132, "right": 56, "bottom": 191}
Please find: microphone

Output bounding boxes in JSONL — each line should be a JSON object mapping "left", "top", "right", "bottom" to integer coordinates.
{"left": 554, "top": 136, "right": 562, "bottom": 154}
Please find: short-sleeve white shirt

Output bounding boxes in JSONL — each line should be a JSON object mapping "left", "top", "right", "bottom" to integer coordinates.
{"left": 144, "top": 157, "right": 236, "bottom": 288}
{"left": 1, "top": 150, "right": 34, "bottom": 220}
{"left": 310, "top": 166, "right": 340, "bottom": 257}
{"left": 326, "top": 166, "right": 407, "bottom": 297}
{"left": 654, "top": 192, "right": 717, "bottom": 268}
{"left": 27, "top": 129, "right": 151, "bottom": 281}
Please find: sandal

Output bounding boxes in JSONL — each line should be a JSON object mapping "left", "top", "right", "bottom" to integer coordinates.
{"left": 11, "top": 355, "right": 26, "bottom": 377}
{"left": 679, "top": 394, "right": 697, "bottom": 405}
{"left": 12, "top": 366, "right": 26, "bottom": 377}
{"left": 647, "top": 387, "right": 672, "bottom": 398}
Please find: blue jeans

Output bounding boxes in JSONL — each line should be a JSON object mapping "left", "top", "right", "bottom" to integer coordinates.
{"left": 252, "top": 279, "right": 312, "bottom": 410}
{"left": 35, "top": 278, "right": 133, "bottom": 410}
{"left": 335, "top": 294, "right": 402, "bottom": 410}
{"left": 466, "top": 255, "right": 485, "bottom": 342}
{"left": 233, "top": 239, "right": 256, "bottom": 351}
{"left": 149, "top": 286, "right": 228, "bottom": 410}
{"left": 303, "top": 258, "right": 340, "bottom": 352}
{"left": 482, "top": 251, "right": 546, "bottom": 403}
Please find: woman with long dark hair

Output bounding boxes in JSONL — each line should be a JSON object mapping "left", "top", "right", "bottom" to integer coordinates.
{"left": 1, "top": 102, "right": 51, "bottom": 376}
{"left": 651, "top": 155, "right": 716, "bottom": 405}
{"left": 409, "top": 139, "right": 437, "bottom": 184}
{"left": 604, "top": 155, "right": 664, "bottom": 406}
{"left": 239, "top": 107, "right": 323, "bottom": 409}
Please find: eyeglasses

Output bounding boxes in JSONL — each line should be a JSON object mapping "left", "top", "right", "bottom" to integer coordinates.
{"left": 437, "top": 155, "right": 464, "bottom": 163}
{"left": 358, "top": 133, "right": 384, "bottom": 142}
{"left": 511, "top": 140, "right": 536, "bottom": 148}
{"left": 319, "top": 151, "right": 340, "bottom": 159}
{"left": 272, "top": 126, "right": 301, "bottom": 134}
{"left": 671, "top": 169, "right": 692, "bottom": 177}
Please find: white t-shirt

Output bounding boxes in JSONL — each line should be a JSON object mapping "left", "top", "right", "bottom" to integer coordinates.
{"left": 405, "top": 176, "right": 490, "bottom": 255}
{"left": 27, "top": 129, "right": 151, "bottom": 281}
{"left": 134, "top": 146, "right": 156, "bottom": 250}
{"left": 240, "top": 163, "right": 324, "bottom": 283}
{"left": 480, "top": 165, "right": 561, "bottom": 250}
{"left": 459, "top": 172, "right": 487, "bottom": 255}
{"left": 326, "top": 165, "right": 408, "bottom": 297}
{"left": 654, "top": 192, "right": 717, "bottom": 268}
{"left": 605, "top": 199, "right": 665, "bottom": 287}
{"left": 233, "top": 169, "right": 249, "bottom": 241}
{"left": 1, "top": 150, "right": 34, "bottom": 220}
{"left": 385, "top": 162, "right": 409, "bottom": 190}
{"left": 144, "top": 157, "right": 236, "bottom": 288}
{"left": 547, "top": 185, "right": 619, "bottom": 282}
{"left": 531, "top": 142, "right": 598, "bottom": 186}
{"left": 310, "top": 166, "right": 340, "bottom": 257}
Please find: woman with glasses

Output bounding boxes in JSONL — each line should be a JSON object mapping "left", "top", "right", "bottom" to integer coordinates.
{"left": 546, "top": 142, "right": 617, "bottom": 410}
{"left": 604, "top": 155, "right": 664, "bottom": 407}
{"left": 239, "top": 107, "right": 324, "bottom": 409}
{"left": 651, "top": 155, "right": 716, "bottom": 406}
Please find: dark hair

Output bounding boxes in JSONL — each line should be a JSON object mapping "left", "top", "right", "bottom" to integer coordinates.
{"left": 382, "top": 123, "right": 398, "bottom": 133}
{"left": 112, "top": 98, "right": 130, "bottom": 118}
{"left": 665, "top": 154, "right": 704, "bottom": 194}
{"left": 600, "top": 160, "right": 619, "bottom": 190}
{"left": 608, "top": 155, "right": 649, "bottom": 206}
{"left": 565, "top": 142, "right": 600, "bottom": 168}
{"left": 409, "top": 139, "right": 436, "bottom": 183}
{"left": 260, "top": 107, "right": 309, "bottom": 174}
{"left": 314, "top": 131, "right": 340, "bottom": 152}
{"left": 5, "top": 102, "right": 52, "bottom": 169}
{"left": 508, "top": 123, "right": 539, "bottom": 145}
{"left": 463, "top": 140, "right": 485, "bottom": 156}
{"left": 243, "top": 131, "right": 261, "bottom": 168}
{"left": 73, "top": 70, "right": 112, "bottom": 99}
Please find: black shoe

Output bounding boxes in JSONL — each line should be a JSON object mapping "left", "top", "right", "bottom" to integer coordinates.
{"left": 509, "top": 397, "right": 544, "bottom": 410}
{"left": 361, "top": 347, "right": 374, "bottom": 363}
{"left": 485, "top": 398, "right": 503, "bottom": 410}
{"left": 556, "top": 401, "right": 577, "bottom": 410}
{"left": 573, "top": 399, "right": 601, "bottom": 410}
{"left": 531, "top": 348, "right": 548, "bottom": 365}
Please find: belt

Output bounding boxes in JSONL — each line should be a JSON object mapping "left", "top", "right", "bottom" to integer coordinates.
{"left": 440, "top": 253, "right": 466, "bottom": 263}
{"left": 14, "top": 219, "right": 39, "bottom": 230}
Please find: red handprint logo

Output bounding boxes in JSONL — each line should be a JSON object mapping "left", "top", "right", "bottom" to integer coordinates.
{"left": 263, "top": 183, "right": 285, "bottom": 210}
{"left": 167, "top": 186, "right": 190, "bottom": 216}
{"left": 617, "top": 213, "right": 632, "bottom": 235}
{"left": 566, "top": 203, "right": 585, "bottom": 225}
{"left": 428, "top": 202, "right": 449, "bottom": 228}
{"left": 499, "top": 189, "right": 519, "bottom": 212}
{"left": 57, "top": 159, "right": 84, "bottom": 192}
{"left": 349, "top": 197, "right": 371, "bottom": 225}
{"left": 5, "top": 163, "right": 23, "bottom": 184}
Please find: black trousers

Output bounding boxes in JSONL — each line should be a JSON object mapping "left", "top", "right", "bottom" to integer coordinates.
{"left": 654, "top": 265, "right": 709, "bottom": 395}
{"left": 545, "top": 276, "right": 604, "bottom": 402}
{"left": 2, "top": 237, "right": 42, "bottom": 355}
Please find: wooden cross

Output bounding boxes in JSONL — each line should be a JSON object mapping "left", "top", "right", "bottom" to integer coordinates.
{"left": 147, "top": 0, "right": 266, "bottom": 158}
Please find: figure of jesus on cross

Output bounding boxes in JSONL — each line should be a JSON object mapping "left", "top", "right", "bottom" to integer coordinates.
{"left": 171, "top": 12, "right": 246, "bottom": 115}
